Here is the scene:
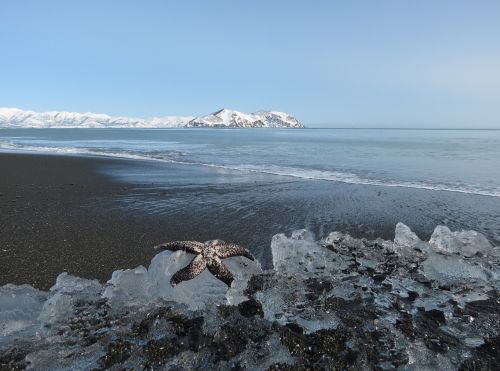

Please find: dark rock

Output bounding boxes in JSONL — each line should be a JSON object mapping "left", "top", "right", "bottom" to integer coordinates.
{"left": 459, "top": 336, "right": 500, "bottom": 371}
{"left": 407, "top": 291, "right": 419, "bottom": 301}
{"left": 284, "top": 322, "right": 304, "bottom": 334}
{"left": 238, "top": 298, "right": 264, "bottom": 318}
{"left": 424, "top": 309, "right": 446, "bottom": 325}
{"left": 131, "top": 307, "right": 172, "bottom": 337}
{"left": 304, "top": 277, "right": 333, "bottom": 301}
{"left": 244, "top": 274, "right": 266, "bottom": 296}
{"left": 213, "top": 322, "right": 270, "bottom": 361}
{"left": 143, "top": 337, "right": 188, "bottom": 364}
{"left": 97, "top": 340, "right": 131, "bottom": 369}
{"left": 324, "top": 244, "right": 335, "bottom": 252}
{"left": 217, "top": 304, "right": 238, "bottom": 319}
{"left": 373, "top": 273, "right": 386, "bottom": 283}
{"left": 0, "top": 347, "right": 29, "bottom": 371}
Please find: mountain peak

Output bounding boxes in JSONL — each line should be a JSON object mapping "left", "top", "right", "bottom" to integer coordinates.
{"left": 0, "top": 107, "right": 304, "bottom": 129}
{"left": 188, "top": 109, "right": 303, "bottom": 128}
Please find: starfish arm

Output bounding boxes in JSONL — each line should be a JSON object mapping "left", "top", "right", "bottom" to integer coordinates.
{"left": 154, "top": 241, "right": 203, "bottom": 254}
{"left": 215, "top": 242, "right": 255, "bottom": 261}
{"left": 170, "top": 255, "right": 207, "bottom": 286}
{"left": 207, "top": 259, "right": 234, "bottom": 286}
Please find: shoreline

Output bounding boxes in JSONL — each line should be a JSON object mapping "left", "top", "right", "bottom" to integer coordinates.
{"left": 1, "top": 147, "right": 499, "bottom": 199}
{"left": 1, "top": 220, "right": 498, "bottom": 370}
{"left": 0, "top": 153, "right": 157, "bottom": 289}
{"left": 1, "top": 152, "right": 500, "bottom": 290}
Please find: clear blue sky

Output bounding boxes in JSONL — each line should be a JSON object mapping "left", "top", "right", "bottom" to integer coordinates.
{"left": 1, "top": 0, "right": 499, "bottom": 128}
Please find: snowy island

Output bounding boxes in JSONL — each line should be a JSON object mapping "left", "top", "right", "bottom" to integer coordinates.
{"left": 0, "top": 108, "right": 304, "bottom": 129}
{"left": 1, "top": 224, "right": 498, "bottom": 370}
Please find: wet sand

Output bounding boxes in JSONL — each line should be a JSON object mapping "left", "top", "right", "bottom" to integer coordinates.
{"left": 0, "top": 154, "right": 164, "bottom": 289}
{"left": 1, "top": 153, "right": 499, "bottom": 290}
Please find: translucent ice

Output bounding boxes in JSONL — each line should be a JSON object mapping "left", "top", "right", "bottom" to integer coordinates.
{"left": 1, "top": 224, "right": 499, "bottom": 370}
{"left": 271, "top": 230, "right": 332, "bottom": 275}
{"left": 236, "top": 333, "right": 294, "bottom": 370}
{"left": 421, "top": 252, "right": 493, "bottom": 285}
{"left": 103, "top": 250, "right": 262, "bottom": 311}
{"left": 102, "top": 265, "right": 151, "bottom": 306}
{"left": 403, "top": 341, "right": 454, "bottom": 371}
{"left": 24, "top": 343, "right": 104, "bottom": 371}
{"left": 393, "top": 222, "right": 430, "bottom": 258}
{"left": 324, "top": 231, "right": 343, "bottom": 245}
{"left": 49, "top": 272, "right": 103, "bottom": 297}
{"left": 291, "top": 228, "right": 315, "bottom": 241}
{"left": 256, "top": 274, "right": 339, "bottom": 334}
{"left": 429, "top": 225, "right": 494, "bottom": 257}
{"left": 39, "top": 273, "right": 103, "bottom": 326}
{"left": 264, "top": 231, "right": 344, "bottom": 332}
{"left": 394, "top": 223, "right": 421, "bottom": 247}
{"left": 0, "top": 284, "right": 46, "bottom": 339}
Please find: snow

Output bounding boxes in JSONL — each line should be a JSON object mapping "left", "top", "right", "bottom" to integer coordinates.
{"left": 0, "top": 107, "right": 193, "bottom": 128}
{"left": 187, "top": 108, "right": 303, "bottom": 128}
{"left": 0, "top": 107, "right": 303, "bottom": 128}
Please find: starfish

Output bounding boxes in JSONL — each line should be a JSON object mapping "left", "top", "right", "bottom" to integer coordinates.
{"left": 154, "top": 239, "right": 255, "bottom": 287}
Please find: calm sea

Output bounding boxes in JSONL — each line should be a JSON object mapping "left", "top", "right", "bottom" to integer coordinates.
{"left": 1, "top": 128, "right": 500, "bottom": 198}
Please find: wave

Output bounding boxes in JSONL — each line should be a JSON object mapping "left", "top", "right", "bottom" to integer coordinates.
{"left": 1, "top": 140, "right": 499, "bottom": 198}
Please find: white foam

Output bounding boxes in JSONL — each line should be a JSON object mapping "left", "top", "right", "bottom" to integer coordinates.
{"left": 1, "top": 140, "right": 499, "bottom": 198}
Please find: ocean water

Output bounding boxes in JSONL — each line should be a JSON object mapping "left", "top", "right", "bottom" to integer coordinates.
{"left": 1, "top": 128, "right": 500, "bottom": 198}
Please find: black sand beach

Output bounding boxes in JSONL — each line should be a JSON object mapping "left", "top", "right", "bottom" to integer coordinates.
{"left": 1, "top": 153, "right": 500, "bottom": 290}
{"left": 0, "top": 154, "right": 161, "bottom": 289}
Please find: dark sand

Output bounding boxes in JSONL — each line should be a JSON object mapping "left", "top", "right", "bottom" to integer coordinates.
{"left": 1, "top": 153, "right": 500, "bottom": 290}
{"left": 0, "top": 154, "right": 167, "bottom": 289}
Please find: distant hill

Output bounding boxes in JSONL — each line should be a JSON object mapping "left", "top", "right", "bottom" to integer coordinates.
{"left": 0, "top": 108, "right": 304, "bottom": 128}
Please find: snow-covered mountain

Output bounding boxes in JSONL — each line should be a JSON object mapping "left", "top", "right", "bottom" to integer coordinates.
{"left": 0, "top": 108, "right": 304, "bottom": 128}
{"left": 187, "top": 109, "right": 303, "bottom": 128}
{"left": 0, "top": 108, "right": 193, "bottom": 129}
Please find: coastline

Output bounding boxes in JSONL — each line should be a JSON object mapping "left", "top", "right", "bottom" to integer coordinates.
{"left": 1, "top": 152, "right": 500, "bottom": 290}
{"left": 0, "top": 153, "right": 161, "bottom": 289}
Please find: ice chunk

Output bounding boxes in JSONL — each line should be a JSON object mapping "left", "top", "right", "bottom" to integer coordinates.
{"left": 463, "top": 337, "right": 485, "bottom": 347}
{"left": 39, "top": 273, "right": 103, "bottom": 325}
{"left": 103, "top": 250, "right": 262, "bottom": 311}
{"left": 291, "top": 229, "right": 315, "bottom": 241}
{"left": 324, "top": 231, "right": 343, "bottom": 245}
{"left": 38, "top": 292, "right": 75, "bottom": 326}
{"left": 152, "top": 251, "right": 262, "bottom": 309}
{"left": 1, "top": 224, "right": 498, "bottom": 370}
{"left": 25, "top": 343, "right": 104, "bottom": 370}
{"left": 49, "top": 272, "right": 103, "bottom": 297}
{"left": 421, "top": 252, "right": 493, "bottom": 285}
{"left": 102, "top": 266, "right": 151, "bottom": 305}
{"left": 153, "top": 251, "right": 261, "bottom": 308}
{"left": 236, "top": 333, "right": 294, "bottom": 369}
{"left": 147, "top": 251, "right": 227, "bottom": 310}
{"left": 271, "top": 231, "right": 331, "bottom": 275}
{"left": 342, "top": 234, "right": 364, "bottom": 250}
{"left": 0, "top": 284, "right": 46, "bottom": 338}
{"left": 393, "top": 223, "right": 430, "bottom": 258}
{"left": 256, "top": 275, "right": 339, "bottom": 334}
{"left": 394, "top": 223, "right": 421, "bottom": 247}
{"left": 224, "top": 256, "right": 263, "bottom": 305}
{"left": 403, "top": 341, "right": 455, "bottom": 371}
{"left": 429, "top": 226, "right": 493, "bottom": 257}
